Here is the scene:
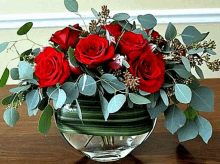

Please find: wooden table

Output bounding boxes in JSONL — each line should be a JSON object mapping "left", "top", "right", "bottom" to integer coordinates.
{"left": 0, "top": 79, "right": 220, "bottom": 164}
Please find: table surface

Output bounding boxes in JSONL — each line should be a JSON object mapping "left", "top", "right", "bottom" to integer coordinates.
{"left": 0, "top": 79, "right": 220, "bottom": 164}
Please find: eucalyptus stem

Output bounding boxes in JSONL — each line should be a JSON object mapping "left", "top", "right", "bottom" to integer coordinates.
{"left": 165, "top": 71, "right": 176, "bottom": 83}
{"left": 76, "top": 12, "right": 88, "bottom": 31}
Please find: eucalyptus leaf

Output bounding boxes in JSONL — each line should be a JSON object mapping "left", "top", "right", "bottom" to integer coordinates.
{"left": 190, "top": 86, "right": 214, "bottom": 112}
{"left": 160, "top": 89, "right": 169, "bottom": 106}
{"left": 78, "top": 75, "right": 97, "bottom": 96}
{"left": 18, "top": 61, "right": 34, "bottom": 79}
{"left": 164, "top": 104, "right": 186, "bottom": 134}
{"left": 38, "top": 97, "right": 48, "bottom": 111}
{"left": 0, "top": 68, "right": 9, "bottom": 87}
{"left": 61, "top": 82, "right": 79, "bottom": 104}
{"left": 46, "top": 87, "right": 59, "bottom": 100}
{"left": 173, "top": 65, "right": 191, "bottom": 78}
{"left": 26, "top": 89, "right": 40, "bottom": 110}
{"left": 64, "top": 0, "right": 78, "bottom": 12}
{"left": 184, "top": 106, "right": 197, "bottom": 120}
{"left": 132, "top": 28, "right": 149, "bottom": 40}
{"left": 91, "top": 8, "right": 100, "bottom": 19}
{"left": 38, "top": 105, "right": 53, "bottom": 135}
{"left": 20, "top": 49, "right": 32, "bottom": 60}
{"left": 118, "top": 20, "right": 132, "bottom": 31}
{"left": 129, "top": 93, "right": 150, "bottom": 104}
{"left": 19, "top": 79, "right": 39, "bottom": 85}
{"left": 113, "top": 13, "right": 130, "bottom": 21}
{"left": 9, "top": 84, "right": 31, "bottom": 93}
{"left": 165, "top": 22, "right": 177, "bottom": 40}
{"left": 127, "top": 96, "right": 134, "bottom": 108}
{"left": 75, "top": 99, "right": 83, "bottom": 121}
{"left": 137, "top": 14, "right": 157, "bottom": 29}
{"left": 99, "top": 91, "right": 109, "bottom": 121}
{"left": 187, "top": 48, "right": 204, "bottom": 54}
{"left": 147, "top": 92, "right": 160, "bottom": 108}
{"left": 2, "top": 95, "right": 15, "bottom": 105}
{"left": 68, "top": 47, "right": 78, "bottom": 67}
{"left": 10, "top": 68, "right": 19, "bottom": 80}
{"left": 205, "top": 49, "right": 216, "bottom": 55}
{"left": 187, "top": 75, "right": 200, "bottom": 90}
{"left": 147, "top": 98, "right": 168, "bottom": 119}
{"left": 162, "top": 83, "right": 174, "bottom": 88}
{"left": 28, "top": 107, "right": 38, "bottom": 117}
{"left": 17, "top": 22, "right": 33, "bottom": 35}
{"left": 174, "top": 84, "right": 192, "bottom": 104}
{"left": 122, "top": 59, "right": 130, "bottom": 68}
{"left": 32, "top": 48, "right": 41, "bottom": 56}
{"left": 177, "top": 119, "right": 199, "bottom": 142}
{"left": 54, "top": 89, "right": 66, "bottom": 109}
{"left": 139, "top": 90, "right": 151, "bottom": 96}
{"left": 107, "top": 94, "right": 126, "bottom": 113}
{"left": 195, "top": 65, "right": 204, "bottom": 80}
{"left": 181, "top": 57, "right": 191, "bottom": 72}
{"left": 195, "top": 115, "right": 212, "bottom": 143}
{"left": 3, "top": 108, "right": 19, "bottom": 127}
{"left": 0, "top": 42, "right": 9, "bottom": 53}
{"left": 106, "top": 30, "right": 111, "bottom": 46}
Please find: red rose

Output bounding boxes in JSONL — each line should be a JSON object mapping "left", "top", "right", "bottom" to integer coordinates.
{"left": 119, "top": 31, "right": 148, "bottom": 57}
{"left": 74, "top": 35, "right": 115, "bottom": 68}
{"left": 69, "top": 65, "right": 83, "bottom": 76}
{"left": 35, "top": 47, "right": 70, "bottom": 87}
{"left": 102, "top": 24, "right": 122, "bottom": 42}
{"left": 49, "top": 24, "right": 82, "bottom": 51}
{"left": 128, "top": 45, "right": 165, "bottom": 93}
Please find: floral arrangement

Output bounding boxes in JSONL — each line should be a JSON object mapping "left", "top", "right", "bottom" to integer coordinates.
{"left": 1, "top": 0, "right": 219, "bottom": 144}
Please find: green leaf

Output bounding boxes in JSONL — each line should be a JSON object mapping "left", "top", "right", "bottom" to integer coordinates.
{"left": 118, "top": 20, "right": 132, "bottom": 31}
{"left": 67, "top": 47, "right": 78, "bottom": 67}
{"left": 28, "top": 107, "right": 38, "bottom": 116}
{"left": 174, "top": 84, "right": 192, "bottom": 104}
{"left": 187, "top": 75, "right": 200, "bottom": 90}
{"left": 112, "top": 13, "right": 130, "bottom": 21}
{"left": 106, "top": 30, "right": 111, "bottom": 46}
{"left": 132, "top": 28, "right": 150, "bottom": 40}
{"left": 91, "top": 8, "right": 100, "bottom": 19}
{"left": 128, "top": 93, "right": 150, "bottom": 104}
{"left": 190, "top": 86, "right": 214, "bottom": 112}
{"left": 181, "top": 57, "right": 191, "bottom": 72}
{"left": 3, "top": 108, "right": 19, "bottom": 127}
{"left": 147, "top": 92, "right": 160, "bottom": 108}
{"left": 32, "top": 48, "right": 41, "bottom": 56}
{"left": 195, "top": 65, "right": 204, "bottom": 80}
{"left": 54, "top": 89, "right": 66, "bottom": 109}
{"left": 122, "top": 59, "right": 130, "bottom": 68}
{"left": 162, "top": 83, "right": 174, "bottom": 88}
{"left": 107, "top": 94, "right": 126, "bottom": 113}
{"left": 20, "top": 49, "right": 32, "bottom": 60}
{"left": 147, "top": 98, "right": 168, "bottom": 119}
{"left": 137, "top": 14, "right": 157, "bottom": 29}
{"left": 38, "top": 97, "right": 48, "bottom": 111}
{"left": 18, "top": 61, "right": 34, "bottom": 79}
{"left": 0, "top": 42, "right": 9, "bottom": 53}
{"left": 78, "top": 75, "right": 97, "bottom": 96}
{"left": 195, "top": 115, "right": 212, "bottom": 143}
{"left": 165, "top": 22, "right": 177, "bottom": 40}
{"left": 99, "top": 91, "right": 109, "bottom": 121}
{"left": 127, "top": 96, "right": 134, "bottom": 108}
{"left": 139, "top": 90, "right": 150, "bottom": 96}
{"left": 0, "top": 68, "right": 9, "bottom": 87}
{"left": 184, "top": 106, "right": 197, "bottom": 120}
{"left": 75, "top": 99, "right": 83, "bottom": 121}
{"left": 26, "top": 89, "right": 40, "bottom": 111}
{"left": 2, "top": 94, "right": 23, "bottom": 106}
{"left": 38, "top": 105, "right": 53, "bottom": 135}
{"left": 10, "top": 68, "right": 19, "bottom": 80}
{"left": 61, "top": 82, "right": 79, "bottom": 104}
{"left": 177, "top": 119, "right": 198, "bottom": 142}
{"left": 205, "top": 49, "right": 216, "bottom": 55}
{"left": 19, "top": 79, "right": 39, "bottom": 85}
{"left": 101, "top": 74, "right": 126, "bottom": 93}
{"left": 159, "top": 89, "right": 169, "bottom": 106}
{"left": 17, "top": 22, "right": 33, "bottom": 35}
{"left": 64, "top": 0, "right": 78, "bottom": 12}
{"left": 187, "top": 48, "right": 204, "bottom": 54}
{"left": 47, "top": 87, "right": 59, "bottom": 100}
{"left": 173, "top": 64, "right": 191, "bottom": 78}
{"left": 9, "top": 84, "right": 31, "bottom": 93}
{"left": 164, "top": 104, "right": 186, "bottom": 134}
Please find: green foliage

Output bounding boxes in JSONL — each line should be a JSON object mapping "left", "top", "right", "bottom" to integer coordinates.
{"left": 18, "top": 61, "right": 34, "bottom": 79}
{"left": 137, "top": 14, "right": 157, "bottom": 29}
{"left": 112, "top": 13, "right": 130, "bottom": 21}
{"left": 54, "top": 89, "right": 66, "bottom": 109}
{"left": 205, "top": 49, "right": 216, "bottom": 55}
{"left": 38, "top": 97, "right": 48, "bottom": 111}
{"left": 75, "top": 99, "right": 83, "bottom": 121}
{"left": 2, "top": 94, "right": 23, "bottom": 106}
{"left": 187, "top": 48, "right": 204, "bottom": 54}
{"left": 91, "top": 8, "right": 100, "bottom": 19}
{"left": 78, "top": 75, "right": 97, "bottom": 96}
{"left": 47, "top": 87, "right": 59, "bottom": 99}
{"left": 159, "top": 89, "right": 169, "bottom": 106}
{"left": 68, "top": 47, "right": 78, "bottom": 67}
{"left": 147, "top": 98, "right": 168, "bottom": 119}
{"left": 107, "top": 94, "right": 126, "bottom": 113}
{"left": 32, "top": 48, "right": 41, "bottom": 56}
{"left": 187, "top": 75, "right": 200, "bottom": 90}
{"left": 20, "top": 49, "right": 32, "bottom": 61}
{"left": 195, "top": 115, "right": 212, "bottom": 143}
{"left": 181, "top": 57, "right": 191, "bottom": 72}
{"left": 17, "top": 22, "right": 33, "bottom": 35}
{"left": 164, "top": 104, "right": 186, "bottom": 134}
{"left": 0, "top": 42, "right": 9, "bottom": 53}
{"left": 174, "top": 84, "right": 192, "bottom": 104}
{"left": 139, "top": 90, "right": 150, "bottom": 96}
{"left": 132, "top": 28, "right": 150, "bottom": 40}
{"left": 173, "top": 64, "right": 191, "bottom": 78}
{"left": 177, "top": 119, "right": 199, "bottom": 142}
{"left": 118, "top": 20, "right": 132, "bottom": 31}
{"left": 9, "top": 84, "right": 31, "bottom": 93}
{"left": 10, "top": 68, "right": 19, "bottom": 80}
{"left": 19, "top": 79, "right": 39, "bottom": 85}
{"left": 165, "top": 22, "right": 177, "bottom": 40}
{"left": 195, "top": 65, "right": 204, "bottom": 80}
{"left": 0, "top": 68, "right": 9, "bottom": 88}
{"left": 64, "top": 0, "right": 78, "bottom": 12}
{"left": 38, "top": 105, "right": 53, "bottom": 135}
{"left": 122, "top": 59, "right": 130, "bottom": 68}
{"left": 128, "top": 93, "right": 150, "bottom": 104}
{"left": 61, "top": 82, "right": 79, "bottom": 104}
{"left": 99, "top": 91, "right": 109, "bottom": 121}
{"left": 184, "top": 106, "right": 197, "bottom": 120}
{"left": 147, "top": 92, "right": 160, "bottom": 108}
{"left": 106, "top": 30, "right": 111, "bottom": 46}
{"left": 190, "top": 86, "right": 214, "bottom": 112}
{"left": 26, "top": 89, "right": 40, "bottom": 113}
{"left": 3, "top": 108, "right": 19, "bottom": 127}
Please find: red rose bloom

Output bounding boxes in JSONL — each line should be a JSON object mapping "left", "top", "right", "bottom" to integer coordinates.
{"left": 49, "top": 24, "right": 82, "bottom": 51}
{"left": 102, "top": 24, "right": 122, "bottom": 41}
{"left": 74, "top": 35, "right": 115, "bottom": 68}
{"left": 35, "top": 47, "right": 70, "bottom": 87}
{"left": 119, "top": 31, "right": 148, "bottom": 57}
{"left": 128, "top": 45, "right": 165, "bottom": 93}
{"left": 69, "top": 65, "right": 83, "bottom": 76}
